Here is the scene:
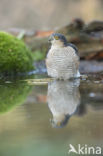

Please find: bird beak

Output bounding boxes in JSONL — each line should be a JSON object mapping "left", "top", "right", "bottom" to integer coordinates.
{"left": 48, "top": 36, "right": 53, "bottom": 42}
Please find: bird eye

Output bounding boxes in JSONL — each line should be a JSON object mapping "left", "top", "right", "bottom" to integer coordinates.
{"left": 54, "top": 36, "right": 59, "bottom": 40}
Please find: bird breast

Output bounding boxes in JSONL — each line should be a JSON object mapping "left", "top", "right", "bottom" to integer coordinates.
{"left": 46, "top": 46, "right": 79, "bottom": 78}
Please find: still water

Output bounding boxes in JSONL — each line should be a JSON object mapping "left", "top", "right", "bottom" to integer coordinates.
{"left": 0, "top": 75, "right": 103, "bottom": 156}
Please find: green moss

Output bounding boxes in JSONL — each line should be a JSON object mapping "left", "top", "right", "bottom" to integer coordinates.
{"left": 0, "top": 81, "right": 32, "bottom": 114}
{"left": 33, "top": 48, "right": 47, "bottom": 61}
{"left": 0, "top": 32, "right": 34, "bottom": 75}
{"left": 33, "top": 50, "right": 45, "bottom": 61}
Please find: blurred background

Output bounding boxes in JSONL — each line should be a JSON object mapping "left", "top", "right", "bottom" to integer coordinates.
{"left": 0, "top": 0, "right": 103, "bottom": 30}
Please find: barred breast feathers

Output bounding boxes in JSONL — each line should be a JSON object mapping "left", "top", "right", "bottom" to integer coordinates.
{"left": 46, "top": 45, "right": 80, "bottom": 79}
{"left": 47, "top": 46, "right": 79, "bottom": 65}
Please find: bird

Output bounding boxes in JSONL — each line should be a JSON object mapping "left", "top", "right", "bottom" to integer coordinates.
{"left": 46, "top": 33, "right": 80, "bottom": 80}
{"left": 47, "top": 79, "right": 80, "bottom": 128}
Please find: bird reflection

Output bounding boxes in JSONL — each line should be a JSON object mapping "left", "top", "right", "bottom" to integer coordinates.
{"left": 47, "top": 79, "right": 80, "bottom": 128}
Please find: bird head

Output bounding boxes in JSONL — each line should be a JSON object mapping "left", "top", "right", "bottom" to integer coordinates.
{"left": 50, "top": 114, "right": 70, "bottom": 128}
{"left": 48, "top": 33, "right": 67, "bottom": 47}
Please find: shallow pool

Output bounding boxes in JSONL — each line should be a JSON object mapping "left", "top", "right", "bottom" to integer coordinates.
{"left": 0, "top": 75, "right": 103, "bottom": 156}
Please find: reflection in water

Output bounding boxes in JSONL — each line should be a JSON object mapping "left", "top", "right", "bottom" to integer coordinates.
{"left": 0, "top": 78, "right": 103, "bottom": 156}
{"left": 47, "top": 79, "right": 80, "bottom": 128}
{"left": 0, "top": 81, "right": 32, "bottom": 114}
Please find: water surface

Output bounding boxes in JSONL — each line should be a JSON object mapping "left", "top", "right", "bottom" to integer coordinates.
{"left": 0, "top": 76, "right": 103, "bottom": 156}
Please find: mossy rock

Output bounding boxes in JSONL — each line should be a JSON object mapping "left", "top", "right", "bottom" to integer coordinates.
{"left": 0, "top": 81, "right": 32, "bottom": 114}
{"left": 0, "top": 32, "right": 34, "bottom": 75}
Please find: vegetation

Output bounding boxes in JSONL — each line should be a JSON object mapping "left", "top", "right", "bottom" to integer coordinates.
{"left": 33, "top": 50, "right": 46, "bottom": 61}
{"left": 0, "top": 32, "right": 34, "bottom": 76}
{"left": 0, "top": 81, "right": 32, "bottom": 114}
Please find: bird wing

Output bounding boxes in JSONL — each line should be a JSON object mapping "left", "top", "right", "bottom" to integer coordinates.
{"left": 67, "top": 43, "right": 79, "bottom": 56}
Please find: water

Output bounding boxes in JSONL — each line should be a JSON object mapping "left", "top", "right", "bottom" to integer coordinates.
{"left": 0, "top": 75, "right": 103, "bottom": 156}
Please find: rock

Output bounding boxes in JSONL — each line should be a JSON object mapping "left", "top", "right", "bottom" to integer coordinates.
{"left": 0, "top": 32, "right": 34, "bottom": 76}
{"left": 79, "top": 60, "right": 103, "bottom": 74}
{"left": 83, "top": 20, "right": 103, "bottom": 33}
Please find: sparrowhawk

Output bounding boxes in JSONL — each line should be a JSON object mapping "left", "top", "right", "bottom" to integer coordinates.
{"left": 46, "top": 33, "right": 80, "bottom": 80}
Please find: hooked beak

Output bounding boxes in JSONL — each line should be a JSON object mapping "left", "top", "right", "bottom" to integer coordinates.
{"left": 48, "top": 36, "right": 53, "bottom": 42}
